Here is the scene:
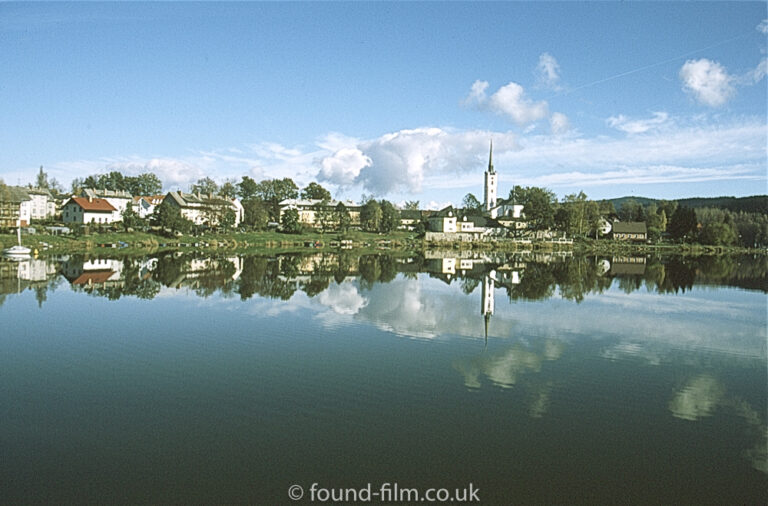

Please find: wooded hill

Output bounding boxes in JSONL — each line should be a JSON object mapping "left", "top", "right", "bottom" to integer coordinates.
{"left": 609, "top": 195, "right": 767, "bottom": 214}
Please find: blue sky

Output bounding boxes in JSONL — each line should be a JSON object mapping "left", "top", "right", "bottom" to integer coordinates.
{"left": 1, "top": 2, "right": 766, "bottom": 207}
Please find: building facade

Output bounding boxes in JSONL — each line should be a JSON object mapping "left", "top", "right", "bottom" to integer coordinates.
{"left": 61, "top": 197, "right": 118, "bottom": 224}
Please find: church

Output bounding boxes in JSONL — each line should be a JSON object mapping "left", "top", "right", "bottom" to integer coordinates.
{"left": 427, "top": 141, "right": 526, "bottom": 238}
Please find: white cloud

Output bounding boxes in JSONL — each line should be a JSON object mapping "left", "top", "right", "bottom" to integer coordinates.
{"left": 463, "top": 79, "right": 489, "bottom": 105}
{"left": 679, "top": 58, "right": 735, "bottom": 107}
{"left": 488, "top": 82, "right": 549, "bottom": 125}
{"left": 742, "top": 57, "right": 767, "bottom": 84}
{"left": 316, "top": 281, "right": 368, "bottom": 315}
{"left": 535, "top": 53, "right": 562, "bottom": 90}
{"left": 318, "top": 147, "right": 372, "bottom": 187}
{"left": 549, "top": 112, "right": 570, "bottom": 135}
{"left": 317, "top": 128, "right": 518, "bottom": 195}
{"left": 606, "top": 112, "right": 670, "bottom": 134}
{"left": 757, "top": 19, "right": 768, "bottom": 34}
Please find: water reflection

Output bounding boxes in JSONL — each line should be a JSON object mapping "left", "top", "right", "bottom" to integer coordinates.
{"left": 1, "top": 251, "right": 765, "bottom": 307}
{"left": 0, "top": 250, "right": 766, "bottom": 490}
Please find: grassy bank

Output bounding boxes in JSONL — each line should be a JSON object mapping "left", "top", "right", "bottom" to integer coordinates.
{"left": 3, "top": 230, "right": 765, "bottom": 257}
{"left": 0, "top": 229, "right": 419, "bottom": 256}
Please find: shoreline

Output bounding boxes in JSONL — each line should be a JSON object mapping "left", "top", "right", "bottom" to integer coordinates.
{"left": 2, "top": 230, "right": 765, "bottom": 257}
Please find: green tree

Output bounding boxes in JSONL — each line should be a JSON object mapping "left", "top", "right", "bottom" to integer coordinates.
{"left": 151, "top": 202, "right": 193, "bottom": 234}
{"left": 403, "top": 200, "right": 420, "bottom": 210}
{"left": 668, "top": 206, "right": 698, "bottom": 242}
{"left": 191, "top": 177, "right": 219, "bottom": 196}
{"left": 335, "top": 201, "right": 351, "bottom": 232}
{"left": 242, "top": 199, "right": 270, "bottom": 230}
{"left": 462, "top": 193, "right": 482, "bottom": 212}
{"left": 237, "top": 176, "right": 261, "bottom": 200}
{"left": 220, "top": 209, "right": 236, "bottom": 230}
{"left": 699, "top": 221, "right": 737, "bottom": 245}
{"left": 219, "top": 179, "right": 238, "bottom": 199}
{"left": 360, "top": 199, "right": 382, "bottom": 232}
{"left": 619, "top": 199, "right": 645, "bottom": 222}
{"left": 124, "top": 173, "right": 163, "bottom": 196}
{"left": 301, "top": 182, "right": 332, "bottom": 201}
{"left": 379, "top": 200, "right": 399, "bottom": 233}
{"left": 36, "top": 165, "right": 49, "bottom": 189}
{"left": 121, "top": 203, "right": 143, "bottom": 231}
{"left": 281, "top": 208, "right": 302, "bottom": 234}
{"left": 510, "top": 186, "right": 557, "bottom": 230}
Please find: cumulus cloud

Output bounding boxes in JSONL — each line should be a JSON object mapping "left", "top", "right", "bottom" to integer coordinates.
{"left": 679, "top": 58, "right": 735, "bottom": 107}
{"left": 742, "top": 57, "right": 767, "bottom": 84}
{"left": 549, "top": 112, "right": 570, "bottom": 135}
{"left": 318, "top": 128, "right": 518, "bottom": 195}
{"left": 758, "top": 19, "right": 768, "bottom": 34}
{"left": 488, "top": 82, "right": 549, "bottom": 125}
{"left": 535, "top": 53, "right": 562, "bottom": 90}
{"left": 318, "top": 147, "right": 372, "bottom": 187}
{"left": 606, "top": 112, "right": 670, "bottom": 134}
{"left": 463, "top": 79, "right": 489, "bottom": 105}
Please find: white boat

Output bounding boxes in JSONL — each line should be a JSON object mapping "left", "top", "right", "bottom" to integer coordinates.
{"left": 3, "top": 222, "right": 32, "bottom": 259}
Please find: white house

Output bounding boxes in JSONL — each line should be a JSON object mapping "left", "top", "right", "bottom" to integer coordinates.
{"left": 26, "top": 188, "right": 56, "bottom": 220}
{"left": 81, "top": 189, "right": 132, "bottom": 222}
{"left": 61, "top": 197, "right": 118, "bottom": 225}
{"left": 428, "top": 206, "right": 458, "bottom": 233}
{"left": 0, "top": 186, "right": 31, "bottom": 228}
{"left": 132, "top": 195, "right": 165, "bottom": 219}
{"left": 278, "top": 199, "right": 362, "bottom": 228}
{"left": 164, "top": 191, "right": 244, "bottom": 227}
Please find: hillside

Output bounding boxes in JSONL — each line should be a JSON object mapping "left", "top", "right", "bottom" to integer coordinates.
{"left": 609, "top": 195, "right": 768, "bottom": 214}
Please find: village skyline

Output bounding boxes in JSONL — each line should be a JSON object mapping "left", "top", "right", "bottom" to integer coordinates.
{"left": 1, "top": 3, "right": 766, "bottom": 207}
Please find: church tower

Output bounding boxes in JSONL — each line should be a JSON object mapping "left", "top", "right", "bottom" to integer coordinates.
{"left": 484, "top": 141, "right": 498, "bottom": 218}
{"left": 481, "top": 270, "right": 496, "bottom": 340}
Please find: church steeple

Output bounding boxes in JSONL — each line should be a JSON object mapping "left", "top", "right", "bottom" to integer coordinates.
{"left": 488, "top": 140, "right": 494, "bottom": 174}
{"left": 484, "top": 140, "right": 498, "bottom": 218}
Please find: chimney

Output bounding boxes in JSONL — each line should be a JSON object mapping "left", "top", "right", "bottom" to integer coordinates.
{"left": 88, "top": 196, "right": 93, "bottom": 203}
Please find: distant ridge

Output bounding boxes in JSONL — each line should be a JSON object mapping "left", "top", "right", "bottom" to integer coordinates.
{"left": 608, "top": 195, "right": 768, "bottom": 214}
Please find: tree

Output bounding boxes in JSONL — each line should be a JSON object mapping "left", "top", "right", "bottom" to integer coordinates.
{"left": 619, "top": 199, "right": 645, "bottom": 222}
{"left": 281, "top": 208, "right": 301, "bottom": 234}
{"left": 48, "top": 178, "right": 64, "bottom": 196}
{"left": 70, "top": 178, "right": 85, "bottom": 195}
{"left": 699, "top": 221, "right": 737, "bottom": 246}
{"left": 220, "top": 209, "right": 236, "bottom": 230}
{"left": 462, "top": 193, "right": 482, "bottom": 213}
{"left": 301, "top": 182, "right": 332, "bottom": 201}
{"left": 360, "top": 200, "right": 382, "bottom": 232}
{"left": 403, "top": 200, "right": 420, "bottom": 210}
{"left": 36, "top": 166, "right": 49, "bottom": 189}
{"left": 335, "top": 201, "right": 351, "bottom": 232}
{"left": 121, "top": 203, "right": 143, "bottom": 231}
{"left": 242, "top": 198, "right": 270, "bottom": 230}
{"left": 561, "top": 192, "right": 597, "bottom": 237}
{"left": 219, "top": 179, "right": 237, "bottom": 199}
{"left": 124, "top": 173, "right": 162, "bottom": 196}
{"left": 510, "top": 186, "right": 557, "bottom": 230}
{"left": 668, "top": 206, "right": 698, "bottom": 242}
{"left": 151, "top": 202, "right": 193, "bottom": 234}
{"left": 191, "top": 177, "right": 219, "bottom": 196}
{"left": 237, "top": 176, "right": 261, "bottom": 200}
{"left": 379, "top": 200, "right": 399, "bottom": 233}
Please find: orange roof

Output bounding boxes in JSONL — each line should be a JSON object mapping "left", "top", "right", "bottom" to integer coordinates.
{"left": 72, "top": 270, "right": 115, "bottom": 285}
{"left": 68, "top": 197, "right": 116, "bottom": 212}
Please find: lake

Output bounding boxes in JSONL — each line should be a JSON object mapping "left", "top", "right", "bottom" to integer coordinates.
{"left": 1, "top": 251, "right": 766, "bottom": 504}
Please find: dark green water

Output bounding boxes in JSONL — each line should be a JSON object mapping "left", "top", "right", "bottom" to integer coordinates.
{"left": 1, "top": 252, "right": 766, "bottom": 504}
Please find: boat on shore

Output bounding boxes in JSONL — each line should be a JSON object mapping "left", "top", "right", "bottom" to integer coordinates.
{"left": 3, "top": 222, "right": 31, "bottom": 259}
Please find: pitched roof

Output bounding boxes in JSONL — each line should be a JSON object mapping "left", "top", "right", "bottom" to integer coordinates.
{"left": 613, "top": 221, "right": 647, "bottom": 234}
{"left": 400, "top": 210, "right": 423, "bottom": 220}
{"left": 0, "top": 186, "right": 31, "bottom": 203}
{"left": 66, "top": 197, "right": 116, "bottom": 212}
{"left": 134, "top": 195, "right": 165, "bottom": 205}
{"left": 82, "top": 188, "right": 132, "bottom": 199}
{"left": 71, "top": 270, "right": 115, "bottom": 285}
{"left": 432, "top": 205, "right": 457, "bottom": 217}
{"left": 167, "top": 191, "right": 234, "bottom": 208}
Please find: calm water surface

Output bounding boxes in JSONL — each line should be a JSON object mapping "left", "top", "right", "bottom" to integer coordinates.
{"left": 1, "top": 252, "right": 766, "bottom": 504}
